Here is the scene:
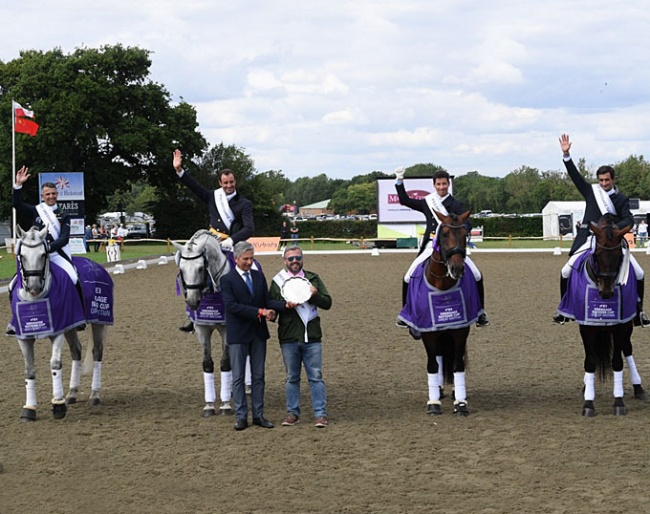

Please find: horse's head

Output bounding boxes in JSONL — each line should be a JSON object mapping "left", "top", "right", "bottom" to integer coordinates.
{"left": 433, "top": 210, "right": 471, "bottom": 280}
{"left": 16, "top": 225, "right": 50, "bottom": 297}
{"left": 589, "top": 214, "right": 630, "bottom": 299}
{"left": 172, "top": 231, "right": 230, "bottom": 310}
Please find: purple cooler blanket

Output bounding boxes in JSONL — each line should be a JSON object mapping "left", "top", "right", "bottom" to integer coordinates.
{"left": 557, "top": 251, "right": 636, "bottom": 326}
{"left": 398, "top": 259, "right": 482, "bottom": 332}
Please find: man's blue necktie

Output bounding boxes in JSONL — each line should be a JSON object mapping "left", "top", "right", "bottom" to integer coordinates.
{"left": 244, "top": 271, "right": 254, "bottom": 295}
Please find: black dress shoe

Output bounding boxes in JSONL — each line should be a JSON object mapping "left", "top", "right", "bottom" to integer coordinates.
{"left": 179, "top": 320, "right": 194, "bottom": 333}
{"left": 252, "top": 417, "right": 274, "bottom": 429}
{"left": 234, "top": 419, "right": 248, "bottom": 431}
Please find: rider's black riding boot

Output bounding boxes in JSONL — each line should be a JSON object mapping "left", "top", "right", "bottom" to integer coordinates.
{"left": 75, "top": 280, "right": 87, "bottom": 331}
{"left": 552, "top": 277, "right": 570, "bottom": 324}
{"left": 395, "top": 281, "right": 409, "bottom": 328}
{"left": 475, "top": 278, "right": 490, "bottom": 327}
{"left": 634, "top": 278, "right": 650, "bottom": 327}
{"left": 5, "top": 285, "right": 15, "bottom": 335}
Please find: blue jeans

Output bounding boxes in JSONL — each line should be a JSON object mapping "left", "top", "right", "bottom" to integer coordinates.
{"left": 280, "top": 342, "right": 326, "bottom": 418}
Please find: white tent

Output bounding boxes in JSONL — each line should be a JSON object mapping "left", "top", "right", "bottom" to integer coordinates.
{"left": 542, "top": 201, "right": 650, "bottom": 239}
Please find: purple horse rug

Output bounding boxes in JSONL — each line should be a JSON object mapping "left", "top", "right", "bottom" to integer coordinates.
{"left": 10, "top": 257, "right": 114, "bottom": 338}
{"left": 398, "top": 259, "right": 482, "bottom": 333}
{"left": 73, "top": 257, "right": 115, "bottom": 326}
{"left": 557, "top": 251, "right": 636, "bottom": 326}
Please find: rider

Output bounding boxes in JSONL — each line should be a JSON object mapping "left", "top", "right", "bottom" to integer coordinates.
{"left": 552, "top": 134, "right": 650, "bottom": 326}
{"left": 6, "top": 166, "right": 84, "bottom": 335}
{"left": 173, "top": 149, "right": 255, "bottom": 332}
{"left": 394, "top": 168, "right": 489, "bottom": 328}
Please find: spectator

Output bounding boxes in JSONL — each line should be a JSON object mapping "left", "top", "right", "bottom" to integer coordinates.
{"left": 638, "top": 220, "right": 648, "bottom": 247}
{"left": 91, "top": 224, "right": 100, "bottom": 252}
{"left": 290, "top": 220, "right": 299, "bottom": 240}
{"left": 280, "top": 221, "right": 290, "bottom": 250}
{"left": 84, "top": 225, "right": 92, "bottom": 252}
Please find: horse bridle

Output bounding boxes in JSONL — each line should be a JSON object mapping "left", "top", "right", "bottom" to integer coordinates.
{"left": 588, "top": 238, "right": 625, "bottom": 280}
{"left": 17, "top": 239, "right": 49, "bottom": 284}
{"left": 177, "top": 250, "right": 229, "bottom": 295}
{"left": 433, "top": 222, "right": 467, "bottom": 263}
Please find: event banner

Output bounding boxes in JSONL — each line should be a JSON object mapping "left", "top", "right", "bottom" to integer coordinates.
{"left": 376, "top": 177, "right": 454, "bottom": 223}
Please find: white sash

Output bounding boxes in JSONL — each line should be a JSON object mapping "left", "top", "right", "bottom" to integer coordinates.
{"left": 35, "top": 203, "right": 72, "bottom": 259}
{"left": 273, "top": 269, "right": 318, "bottom": 341}
{"left": 592, "top": 184, "right": 616, "bottom": 216}
{"left": 213, "top": 188, "right": 235, "bottom": 231}
{"left": 424, "top": 193, "right": 449, "bottom": 231}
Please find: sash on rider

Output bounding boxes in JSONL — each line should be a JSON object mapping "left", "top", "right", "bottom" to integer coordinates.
{"left": 273, "top": 269, "right": 318, "bottom": 341}
{"left": 213, "top": 188, "right": 235, "bottom": 232}
{"left": 424, "top": 193, "right": 449, "bottom": 233}
{"left": 557, "top": 251, "right": 637, "bottom": 325}
{"left": 35, "top": 203, "right": 72, "bottom": 259}
{"left": 398, "top": 259, "right": 482, "bottom": 332}
{"left": 592, "top": 184, "right": 616, "bottom": 216}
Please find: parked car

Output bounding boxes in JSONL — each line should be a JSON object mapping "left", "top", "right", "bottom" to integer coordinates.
{"left": 126, "top": 223, "right": 149, "bottom": 239}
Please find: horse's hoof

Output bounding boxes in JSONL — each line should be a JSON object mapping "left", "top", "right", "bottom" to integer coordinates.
{"left": 202, "top": 407, "right": 216, "bottom": 418}
{"left": 51, "top": 401, "right": 67, "bottom": 420}
{"left": 613, "top": 397, "right": 627, "bottom": 416}
{"left": 582, "top": 401, "right": 595, "bottom": 417}
{"left": 20, "top": 407, "right": 37, "bottom": 422}
{"left": 218, "top": 404, "right": 233, "bottom": 416}
{"left": 66, "top": 396, "right": 77, "bottom": 405}
{"left": 454, "top": 402, "right": 469, "bottom": 417}
{"left": 89, "top": 397, "right": 101, "bottom": 407}
{"left": 427, "top": 402, "right": 442, "bottom": 415}
{"left": 633, "top": 384, "right": 647, "bottom": 401}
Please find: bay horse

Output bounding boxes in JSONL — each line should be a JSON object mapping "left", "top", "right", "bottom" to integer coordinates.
{"left": 172, "top": 230, "right": 234, "bottom": 417}
{"left": 557, "top": 214, "right": 640, "bottom": 416}
{"left": 9, "top": 226, "right": 114, "bottom": 421}
{"left": 398, "top": 210, "right": 482, "bottom": 416}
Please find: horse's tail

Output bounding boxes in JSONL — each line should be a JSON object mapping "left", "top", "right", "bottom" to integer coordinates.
{"left": 593, "top": 329, "right": 613, "bottom": 382}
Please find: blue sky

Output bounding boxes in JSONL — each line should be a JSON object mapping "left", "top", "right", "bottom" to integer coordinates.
{"left": 3, "top": 0, "right": 650, "bottom": 180}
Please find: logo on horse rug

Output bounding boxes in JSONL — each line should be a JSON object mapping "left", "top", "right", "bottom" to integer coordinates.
{"left": 73, "top": 257, "right": 114, "bottom": 325}
{"left": 398, "top": 260, "right": 482, "bottom": 332}
{"left": 557, "top": 251, "right": 637, "bottom": 326}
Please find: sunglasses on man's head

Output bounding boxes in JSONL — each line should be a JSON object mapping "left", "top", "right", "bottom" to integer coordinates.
{"left": 286, "top": 255, "right": 302, "bottom": 262}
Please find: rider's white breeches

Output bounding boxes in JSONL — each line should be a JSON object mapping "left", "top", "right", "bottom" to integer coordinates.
{"left": 562, "top": 239, "right": 644, "bottom": 280}
{"left": 404, "top": 241, "right": 482, "bottom": 283}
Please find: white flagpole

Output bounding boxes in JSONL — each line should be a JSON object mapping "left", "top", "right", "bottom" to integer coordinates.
{"left": 11, "top": 99, "right": 16, "bottom": 243}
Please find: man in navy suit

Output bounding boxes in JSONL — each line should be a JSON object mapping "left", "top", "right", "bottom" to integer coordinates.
{"left": 221, "top": 241, "right": 286, "bottom": 430}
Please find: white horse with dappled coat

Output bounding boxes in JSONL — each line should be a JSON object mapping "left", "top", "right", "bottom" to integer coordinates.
{"left": 9, "top": 226, "right": 114, "bottom": 421}
{"left": 172, "top": 230, "right": 236, "bottom": 417}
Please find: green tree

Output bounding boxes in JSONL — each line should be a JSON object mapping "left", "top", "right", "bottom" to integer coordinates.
{"left": 0, "top": 44, "right": 206, "bottom": 230}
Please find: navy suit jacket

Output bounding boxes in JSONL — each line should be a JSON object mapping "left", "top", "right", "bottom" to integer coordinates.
{"left": 221, "top": 268, "right": 285, "bottom": 345}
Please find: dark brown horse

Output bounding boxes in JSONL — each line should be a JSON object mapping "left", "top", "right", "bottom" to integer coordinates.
{"left": 574, "top": 215, "right": 636, "bottom": 416}
{"left": 420, "top": 210, "right": 475, "bottom": 417}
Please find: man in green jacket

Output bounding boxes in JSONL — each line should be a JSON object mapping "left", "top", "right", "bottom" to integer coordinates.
{"left": 269, "top": 246, "right": 332, "bottom": 428}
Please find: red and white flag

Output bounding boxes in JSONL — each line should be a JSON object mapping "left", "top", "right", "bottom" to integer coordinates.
{"left": 15, "top": 117, "right": 39, "bottom": 136}
{"left": 13, "top": 100, "right": 35, "bottom": 119}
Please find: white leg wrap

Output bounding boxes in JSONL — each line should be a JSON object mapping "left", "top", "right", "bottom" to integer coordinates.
{"left": 245, "top": 356, "right": 252, "bottom": 386}
{"left": 70, "top": 360, "right": 81, "bottom": 390}
{"left": 436, "top": 355, "right": 444, "bottom": 386}
{"left": 453, "top": 372, "right": 466, "bottom": 402}
{"left": 428, "top": 373, "right": 440, "bottom": 402}
{"left": 25, "top": 378, "right": 37, "bottom": 407}
{"left": 91, "top": 362, "right": 102, "bottom": 391}
{"left": 220, "top": 371, "right": 232, "bottom": 402}
{"left": 584, "top": 372, "right": 596, "bottom": 401}
{"left": 52, "top": 369, "right": 64, "bottom": 401}
{"left": 203, "top": 372, "right": 216, "bottom": 404}
{"left": 626, "top": 355, "right": 642, "bottom": 385}
{"left": 614, "top": 370, "right": 624, "bottom": 398}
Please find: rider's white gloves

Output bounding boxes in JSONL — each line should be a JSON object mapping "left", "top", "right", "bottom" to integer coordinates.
{"left": 221, "top": 237, "right": 234, "bottom": 251}
{"left": 394, "top": 166, "right": 405, "bottom": 181}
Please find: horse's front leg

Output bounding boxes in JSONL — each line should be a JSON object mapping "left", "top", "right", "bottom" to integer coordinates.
{"left": 195, "top": 325, "right": 217, "bottom": 418}
{"left": 422, "top": 334, "right": 442, "bottom": 415}
{"left": 612, "top": 326, "right": 629, "bottom": 416}
{"left": 64, "top": 330, "right": 83, "bottom": 405}
{"left": 580, "top": 327, "right": 597, "bottom": 417}
{"left": 217, "top": 324, "right": 233, "bottom": 415}
{"left": 622, "top": 337, "right": 647, "bottom": 400}
{"left": 50, "top": 333, "right": 67, "bottom": 419}
{"left": 451, "top": 327, "right": 470, "bottom": 417}
{"left": 18, "top": 337, "right": 38, "bottom": 421}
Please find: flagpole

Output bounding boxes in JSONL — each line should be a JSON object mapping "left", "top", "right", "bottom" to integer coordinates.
{"left": 11, "top": 99, "right": 16, "bottom": 244}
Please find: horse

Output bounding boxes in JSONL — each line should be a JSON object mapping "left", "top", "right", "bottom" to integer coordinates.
{"left": 172, "top": 230, "right": 234, "bottom": 418}
{"left": 557, "top": 214, "right": 641, "bottom": 416}
{"left": 398, "top": 210, "right": 481, "bottom": 416}
{"left": 9, "top": 226, "right": 114, "bottom": 421}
